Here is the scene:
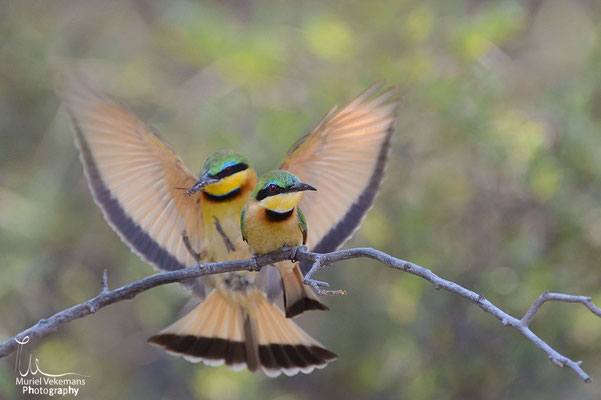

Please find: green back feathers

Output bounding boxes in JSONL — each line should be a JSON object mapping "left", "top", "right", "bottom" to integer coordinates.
{"left": 240, "top": 206, "right": 247, "bottom": 240}
{"left": 297, "top": 207, "right": 307, "bottom": 244}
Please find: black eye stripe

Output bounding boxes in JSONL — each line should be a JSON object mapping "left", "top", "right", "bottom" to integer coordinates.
{"left": 212, "top": 163, "right": 248, "bottom": 179}
{"left": 256, "top": 185, "right": 285, "bottom": 201}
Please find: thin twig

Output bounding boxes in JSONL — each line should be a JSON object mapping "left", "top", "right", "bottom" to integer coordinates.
{"left": 0, "top": 247, "right": 598, "bottom": 382}
{"left": 520, "top": 291, "right": 601, "bottom": 326}
{"left": 100, "top": 269, "right": 109, "bottom": 294}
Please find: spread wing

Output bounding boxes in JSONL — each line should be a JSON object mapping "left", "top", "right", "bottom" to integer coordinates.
{"left": 281, "top": 82, "right": 399, "bottom": 259}
{"left": 60, "top": 79, "right": 206, "bottom": 276}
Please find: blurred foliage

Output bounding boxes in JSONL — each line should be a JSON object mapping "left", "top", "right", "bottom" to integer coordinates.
{"left": 2, "top": 0, "right": 601, "bottom": 399}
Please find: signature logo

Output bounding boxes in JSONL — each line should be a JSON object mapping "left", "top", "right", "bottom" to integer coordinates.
{"left": 14, "top": 336, "right": 88, "bottom": 397}
{"left": 15, "top": 336, "right": 89, "bottom": 378}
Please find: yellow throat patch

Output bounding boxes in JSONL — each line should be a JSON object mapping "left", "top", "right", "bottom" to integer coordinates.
{"left": 259, "top": 192, "right": 302, "bottom": 213}
{"left": 204, "top": 170, "right": 249, "bottom": 196}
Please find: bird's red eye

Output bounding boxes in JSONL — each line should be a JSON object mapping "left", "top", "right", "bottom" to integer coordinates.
{"left": 223, "top": 166, "right": 232, "bottom": 174}
{"left": 268, "top": 184, "right": 277, "bottom": 191}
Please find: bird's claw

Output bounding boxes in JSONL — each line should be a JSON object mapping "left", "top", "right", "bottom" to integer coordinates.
{"left": 249, "top": 256, "right": 262, "bottom": 272}
{"left": 290, "top": 245, "right": 307, "bottom": 263}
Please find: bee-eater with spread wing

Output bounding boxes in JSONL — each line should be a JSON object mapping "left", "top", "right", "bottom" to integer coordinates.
{"left": 60, "top": 78, "right": 399, "bottom": 376}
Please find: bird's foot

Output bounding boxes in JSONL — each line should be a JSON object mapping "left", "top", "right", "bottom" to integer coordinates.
{"left": 249, "top": 255, "right": 262, "bottom": 272}
{"left": 290, "top": 245, "right": 307, "bottom": 263}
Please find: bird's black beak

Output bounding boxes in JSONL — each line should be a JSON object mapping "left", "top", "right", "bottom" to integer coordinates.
{"left": 288, "top": 182, "right": 317, "bottom": 193}
{"left": 186, "top": 174, "right": 219, "bottom": 196}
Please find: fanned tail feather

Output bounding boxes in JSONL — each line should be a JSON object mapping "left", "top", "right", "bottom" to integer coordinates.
{"left": 148, "top": 290, "right": 253, "bottom": 371}
{"left": 148, "top": 289, "right": 336, "bottom": 377}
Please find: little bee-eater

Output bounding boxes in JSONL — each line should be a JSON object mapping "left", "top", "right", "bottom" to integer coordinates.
{"left": 241, "top": 171, "right": 315, "bottom": 255}
{"left": 60, "top": 77, "right": 399, "bottom": 376}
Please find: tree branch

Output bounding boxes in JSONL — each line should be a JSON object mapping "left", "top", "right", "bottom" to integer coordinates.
{"left": 1, "top": 247, "right": 599, "bottom": 382}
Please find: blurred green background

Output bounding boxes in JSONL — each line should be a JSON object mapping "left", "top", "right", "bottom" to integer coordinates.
{"left": 2, "top": 0, "right": 601, "bottom": 398}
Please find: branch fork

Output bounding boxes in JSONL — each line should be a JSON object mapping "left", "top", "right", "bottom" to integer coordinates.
{"left": 303, "top": 256, "right": 346, "bottom": 296}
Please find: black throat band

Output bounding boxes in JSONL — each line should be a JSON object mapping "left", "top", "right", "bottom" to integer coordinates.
{"left": 265, "top": 208, "right": 294, "bottom": 222}
{"left": 203, "top": 188, "right": 242, "bottom": 203}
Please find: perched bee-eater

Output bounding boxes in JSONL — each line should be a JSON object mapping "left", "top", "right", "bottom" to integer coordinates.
{"left": 241, "top": 171, "right": 315, "bottom": 256}
{"left": 60, "top": 77, "right": 399, "bottom": 376}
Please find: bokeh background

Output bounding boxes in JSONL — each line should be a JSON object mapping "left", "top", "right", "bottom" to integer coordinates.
{"left": 2, "top": 0, "right": 601, "bottom": 399}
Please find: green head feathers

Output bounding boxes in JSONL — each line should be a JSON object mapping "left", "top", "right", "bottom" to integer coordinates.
{"left": 186, "top": 150, "right": 252, "bottom": 196}
{"left": 253, "top": 170, "right": 316, "bottom": 200}
{"left": 256, "top": 170, "right": 300, "bottom": 191}
{"left": 201, "top": 150, "right": 251, "bottom": 178}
